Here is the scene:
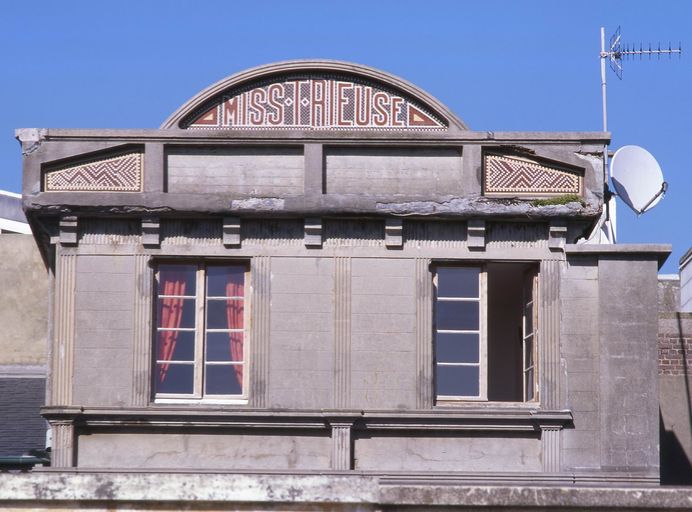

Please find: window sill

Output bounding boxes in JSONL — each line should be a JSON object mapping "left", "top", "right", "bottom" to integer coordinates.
{"left": 153, "top": 398, "right": 249, "bottom": 406}
{"left": 361, "top": 408, "right": 571, "bottom": 432}
{"left": 434, "top": 400, "right": 541, "bottom": 409}
{"left": 41, "top": 407, "right": 573, "bottom": 433}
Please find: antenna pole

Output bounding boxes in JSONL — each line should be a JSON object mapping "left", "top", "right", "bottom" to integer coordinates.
{"left": 600, "top": 27, "right": 608, "bottom": 132}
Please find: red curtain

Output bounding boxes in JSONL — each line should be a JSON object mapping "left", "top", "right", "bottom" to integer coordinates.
{"left": 225, "top": 275, "right": 244, "bottom": 387}
{"left": 158, "top": 273, "right": 187, "bottom": 384}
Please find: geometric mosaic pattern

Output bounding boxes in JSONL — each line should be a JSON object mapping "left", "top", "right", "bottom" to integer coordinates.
{"left": 184, "top": 74, "right": 447, "bottom": 131}
{"left": 44, "top": 151, "right": 143, "bottom": 192}
{"left": 484, "top": 153, "right": 581, "bottom": 195}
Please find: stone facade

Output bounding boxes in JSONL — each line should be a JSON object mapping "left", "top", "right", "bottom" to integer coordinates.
{"left": 5, "top": 61, "right": 683, "bottom": 508}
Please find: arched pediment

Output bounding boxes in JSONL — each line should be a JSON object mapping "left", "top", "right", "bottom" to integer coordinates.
{"left": 162, "top": 60, "right": 467, "bottom": 131}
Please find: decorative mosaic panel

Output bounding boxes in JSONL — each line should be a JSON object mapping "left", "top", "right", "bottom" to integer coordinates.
{"left": 484, "top": 154, "right": 581, "bottom": 195}
{"left": 184, "top": 74, "right": 446, "bottom": 131}
{"left": 44, "top": 151, "right": 143, "bottom": 192}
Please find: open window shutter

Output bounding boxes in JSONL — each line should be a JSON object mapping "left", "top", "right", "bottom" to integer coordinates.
{"left": 522, "top": 268, "right": 539, "bottom": 402}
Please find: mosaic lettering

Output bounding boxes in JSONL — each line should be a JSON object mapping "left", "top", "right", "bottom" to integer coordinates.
{"left": 185, "top": 76, "right": 446, "bottom": 131}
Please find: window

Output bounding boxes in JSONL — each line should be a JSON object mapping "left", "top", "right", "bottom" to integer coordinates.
{"left": 433, "top": 263, "right": 538, "bottom": 403}
{"left": 154, "top": 262, "right": 248, "bottom": 400}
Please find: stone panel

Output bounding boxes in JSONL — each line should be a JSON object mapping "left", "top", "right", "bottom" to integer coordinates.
{"left": 77, "top": 431, "right": 330, "bottom": 470}
{"left": 325, "top": 147, "right": 463, "bottom": 195}
{"left": 268, "top": 257, "right": 334, "bottom": 409}
{"left": 73, "top": 255, "right": 135, "bottom": 407}
{"left": 354, "top": 433, "right": 541, "bottom": 471}
{"left": 166, "top": 147, "right": 303, "bottom": 196}
{"left": 350, "top": 258, "right": 416, "bottom": 409}
{"left": 599, "top": 257, "right": 659, "bottom": 472}
{"left": 561, "top": 256, "right": 601, "bottom": 471}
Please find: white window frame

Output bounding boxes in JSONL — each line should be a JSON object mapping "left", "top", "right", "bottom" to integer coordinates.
{"left": 153, "top": 261, "right": 249, "bottom": 404}
{"left": 433, "top": 263, "right": 538, "bottom": 404}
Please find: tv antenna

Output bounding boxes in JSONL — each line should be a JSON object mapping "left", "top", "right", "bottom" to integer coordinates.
{"left": 600, "top": 26, "right": 682, "bottom": 132}
{"left": 586, "top": 26, "right": 681, "bottom": 244}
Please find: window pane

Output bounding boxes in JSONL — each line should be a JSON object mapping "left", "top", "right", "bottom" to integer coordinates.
{"left": 206, "top": 299, "right": 244, "bottom": 329}
{"left": 158, "top": 265, "right": 196, "bottom": 296}
{"left": 205, "top": 364, "right": 243, "bottom": 395}
{"left": 436, "top": 365, "right": 479, "bottom": 397}
{"left": 207, "top": 332, "right": 244, "bottom": 362}
{"left": 207, "top": 265, "right": 245, "bottom": 297}
{"left": 437, "top": 267, "right": 479, "bottom": 298}
{"left": 157, "top": 298, "right": 196, "bottom": 329}
{"left": 156, "top": 330, "right": 195, "bottom": 362}
{"left": 436, "top": 332, "right": 479, "bottom": 363}
{"left": 436, "top": 300, "right": 479, "bottom": 331}
{"left": 156, "top": 363, "right": 194, "bottom": 394}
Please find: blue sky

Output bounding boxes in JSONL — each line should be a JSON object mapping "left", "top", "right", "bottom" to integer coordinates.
{"left": 0, "top": 1, "right": 689, "bottom": 273}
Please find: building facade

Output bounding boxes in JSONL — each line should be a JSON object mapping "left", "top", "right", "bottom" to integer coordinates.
{"left": 11, "top": 61, "right": 680, "bottom": 506}
{"left": 0, "top": 191, "right": 49, "bottom": 467}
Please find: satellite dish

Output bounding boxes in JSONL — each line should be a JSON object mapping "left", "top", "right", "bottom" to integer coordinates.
{"left": 610, "top": 145, "right": 667, "bottom": 214}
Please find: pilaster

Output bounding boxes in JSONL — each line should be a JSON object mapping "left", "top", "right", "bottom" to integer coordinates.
{"left": 51, "top": 250, "right": 76, "bottom": 406}
{"left": 250, "top": 256, "right": 271, "bottom": 408}
{"left": 330, "top": 421, "right": 353, "bottom": 470}
{"left": 50, "top": 420, "right": 75, "bottom": 468}
{"left": 539, "top": 259, "right": 561, "bottom": 409}
{"left": 541, "top": 426, "right": 561, "bottom": 472}
{"left": 334, "top": 257, "right": 352, "bottom": 409}
{"left": 132, "top": 254, "right": 152, "bottom": 406}
{"left": 416, "top": 258, "right": 433, "bottom": 408}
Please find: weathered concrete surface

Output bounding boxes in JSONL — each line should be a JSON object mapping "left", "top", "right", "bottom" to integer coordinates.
{"left": 77, "top": 431, "right": 331, "bottom": 470}
{"left": 0, "top": 234, "right": 48, "bottom": 366}
{"left": 599, "top": 256, "right": 660, "bottom": 472}
{"left": 167, "top": 146, "right": 304, "bottom": 196}
{"left": 2, "top": 472, "right": 692, "bottom": 510}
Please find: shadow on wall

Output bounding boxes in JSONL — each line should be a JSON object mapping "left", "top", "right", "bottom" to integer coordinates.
{"left": 660, "top": 411, "right": 692, "bottom": 485}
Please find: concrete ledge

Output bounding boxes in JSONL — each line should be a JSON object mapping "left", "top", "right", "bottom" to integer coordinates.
{"left": 1, "top": 472, "right": 691, "bottom": 510}
{"left": 566, "top": 243, "right": 672, "bottom": 269}
{"left": 40, "top": 406, "right": 573, "bottom": 432}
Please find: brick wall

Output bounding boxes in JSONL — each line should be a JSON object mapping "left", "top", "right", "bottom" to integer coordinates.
{"left": 658, "top": 329, "right": 692, "bottom": 376}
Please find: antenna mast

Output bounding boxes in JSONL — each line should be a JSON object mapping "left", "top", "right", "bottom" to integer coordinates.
{"left": 589, "top": 26, "right": 682, "bottom": 244}
{"left": 600, "top": 26, "right": 682, "bottom": 132}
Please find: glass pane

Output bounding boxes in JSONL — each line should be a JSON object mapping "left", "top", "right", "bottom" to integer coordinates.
{"left": 437, "top": 267, "right": 479, "bottom": 298}
{"left": 524, "top": 335, "right": 534, "bottom": 368}
{"left": 207, "top": 265, "right": 245, "bottom": 297}
{"left": 157, "top": 298, "right": 196, "bottom": 329}
{"left": 207, "top": 332, "right": 244, "bottom": 362}
{"left": 155, "top": 363, "right": 194, "bottom": 394}
{"left": 206, "top": 299, "right": 244, "bottom": 329}
{"left": 158, "top": 265, "right": 196, "bottom": 296}
{"left": 436, "top": 332, "right": 479, "bottom": 363}
{"left": 436, "top": 364, "right": 479, "bottom": 397}
{"left": 436, "top": 300, "right": 479, "bottom": 331}
{"left": 156, "top": 330, "right": 195, "bottom": 361}
{"left": 205, "top": 364, "right": 243, "bottom": 395}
